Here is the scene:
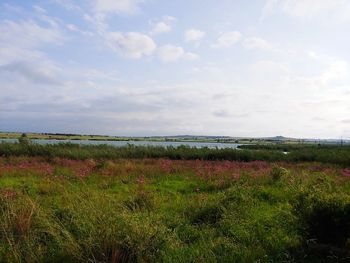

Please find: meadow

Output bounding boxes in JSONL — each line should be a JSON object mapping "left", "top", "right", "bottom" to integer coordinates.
{"left": 0, "top": 142, "right": 350, "bottom": 262}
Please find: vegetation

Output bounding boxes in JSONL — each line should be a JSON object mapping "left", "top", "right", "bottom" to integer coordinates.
{"left": 0, "top": 157, "right": 349, "bottom": 262}
{"left": 0, "top": 142, "right": 349, "bottom": 166}
{"left": 18, "top": 133, "right": 31, "bottom": 146}
{"left": 239, "top": 144, "right": 350, "bottom": 151}
{"left": 0, "top": 141, "right": 350, "bottom": 262}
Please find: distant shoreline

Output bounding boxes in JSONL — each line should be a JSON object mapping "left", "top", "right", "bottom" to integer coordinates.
{"left": 0, "top": 132, "right": 348, "bottom": 145}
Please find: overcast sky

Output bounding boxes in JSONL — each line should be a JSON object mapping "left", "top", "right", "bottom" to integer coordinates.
{"left": 0, "top": 0, "right": 349, "bottom": 138}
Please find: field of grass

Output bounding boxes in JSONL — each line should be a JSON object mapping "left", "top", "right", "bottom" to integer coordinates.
{"left": 0, "top": 151, "right": 350, "bottom": 262}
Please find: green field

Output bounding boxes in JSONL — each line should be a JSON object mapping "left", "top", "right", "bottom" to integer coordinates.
{"left": 0, "top": 142, "right": 350, "bottom": 262}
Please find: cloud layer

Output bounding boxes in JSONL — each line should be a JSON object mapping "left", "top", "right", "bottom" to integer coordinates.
{"left": 0, "top": 0, "right": 349, "bottom": 139}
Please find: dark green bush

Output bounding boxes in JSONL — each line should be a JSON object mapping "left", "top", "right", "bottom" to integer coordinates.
{"left": 293, "top": 193, "right": 350, "bottom": 261}
{"left": 304, "top": 198, "right": 350, "bottom": 247}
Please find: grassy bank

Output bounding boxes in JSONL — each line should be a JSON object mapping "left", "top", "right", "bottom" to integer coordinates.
{"left": 0, "top": 157, "right": 350, "bottom": 262}
{"left": 1, "top": 142, "right": 350, "bottom": 166}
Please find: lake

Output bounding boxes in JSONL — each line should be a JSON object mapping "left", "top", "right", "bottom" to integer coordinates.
{"left": 0, "top": 139, "right": 241, "bottom": 149}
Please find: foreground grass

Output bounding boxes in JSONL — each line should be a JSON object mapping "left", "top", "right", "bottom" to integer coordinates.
{"left": 0, "top": 157, "right": 350, "bottom": 262}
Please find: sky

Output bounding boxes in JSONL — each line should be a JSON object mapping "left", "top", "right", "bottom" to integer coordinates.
{"left": 0, "top": 0, "right": 350, "bottom": 138}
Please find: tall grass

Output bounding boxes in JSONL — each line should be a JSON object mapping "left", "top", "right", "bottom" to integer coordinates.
{"left": 0, "top": 157, "right": 350, "bottom": 262}
{"left": 1, "top": 142, "right": 350, "bottom": 166}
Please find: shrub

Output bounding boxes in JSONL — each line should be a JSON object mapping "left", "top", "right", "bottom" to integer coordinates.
{"left": 305, "top": 199, "right": 350, "bottom": 247}
{"left": 18, "top": 133, "right": 31, "bottom": 146}
{"left": 293, "top": 193, "right": 350, "bottom": 261}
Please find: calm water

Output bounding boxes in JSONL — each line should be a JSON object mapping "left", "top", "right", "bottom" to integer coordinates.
{"left": 0, "top": 139, "right": 241, "bottom": 149}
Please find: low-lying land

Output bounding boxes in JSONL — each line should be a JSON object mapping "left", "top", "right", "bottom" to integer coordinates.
{"left": 4, "top": 132, "right": 342, "bottom": 144}
{"left": 0, "top": 143, "right": 350, "bottom": 262}
{"left": 0, "top": 132, "right": 244, "bottom": 143}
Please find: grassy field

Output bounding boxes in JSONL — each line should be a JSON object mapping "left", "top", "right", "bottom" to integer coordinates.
{"left": 0, "top": 143, "right": 350, "bottom": 262}
{"left": 0, "top": 158, "right": 349, "bottom": 262}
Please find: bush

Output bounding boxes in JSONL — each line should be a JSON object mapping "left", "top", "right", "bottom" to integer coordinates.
{"left": 305, "top": 199, "right": 350, "bottom": 247}
{"left": 18, "top": 133, "right": 31, "bottom": 145}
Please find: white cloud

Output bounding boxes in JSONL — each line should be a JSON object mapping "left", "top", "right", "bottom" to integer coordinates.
{"left": 308, "top": 51, "right": 319, "bottom": 60}
{"left": 185, "top": 52, "right": 199, "bottom": 61}
{"left": 66, "top": 23, "right": 94, "bottom": 36}
{"left": 158, "top": 45, "right": 198, "bottom": 62}
{"left": 151, "top": 21, "right": 171, "bottom": 35}
{"left": 250, "top": 60, "right": 289, "bottom": 80}
{"left": 93, "top": 0, "right": 143, "bottom": 14}
{"left": 0, "top": 61, "right": 62, "bottom": 85}
{"left": 262, "top": 0, "right": 350, "bottom": 20}
{"left": 185, "top": 29, "right": 206, "bottom": 42}
{"left": 0, "top": 18, "right": 64, "bottom": 82}
{"left": 83, "top": 13, "right": 108, "bottom": 33}
{"left": 54, "top": 0, "right": 82, "bottom": 11}
{"left": 0, "top": 20, "right": 58, "bottom": 64}
{"left": 242, "top": 37, "right": 273, "bottom": 50}
{"left": 213, "top": 31, "right": 241, "bottom": 48}
{"left": 106, "top": 32, "right": 156, "bottom": 59}
{"left": 0, "top": 20, "right": 63, "bottom": 48}
{"left": 150, "top": 16, "right": 175, "bottom": 35}
{"left": 318, "top": 60, "right": 348, "bottom": 85}
{"left": 66, "top": 23, "right": 78, "bottom": 31}
{"left": 33, "top": 5, "right": 47, "bottom": 14}
{"left": 0, "top": 19, "right": 63, "bottom": 107}
{"left": 0, "top": 46, "right": 42, "bottom": 65}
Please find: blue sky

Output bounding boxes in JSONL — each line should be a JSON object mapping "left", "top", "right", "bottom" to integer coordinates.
{"left": 0, "top": 0, "right": 349, "bottom": 138}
